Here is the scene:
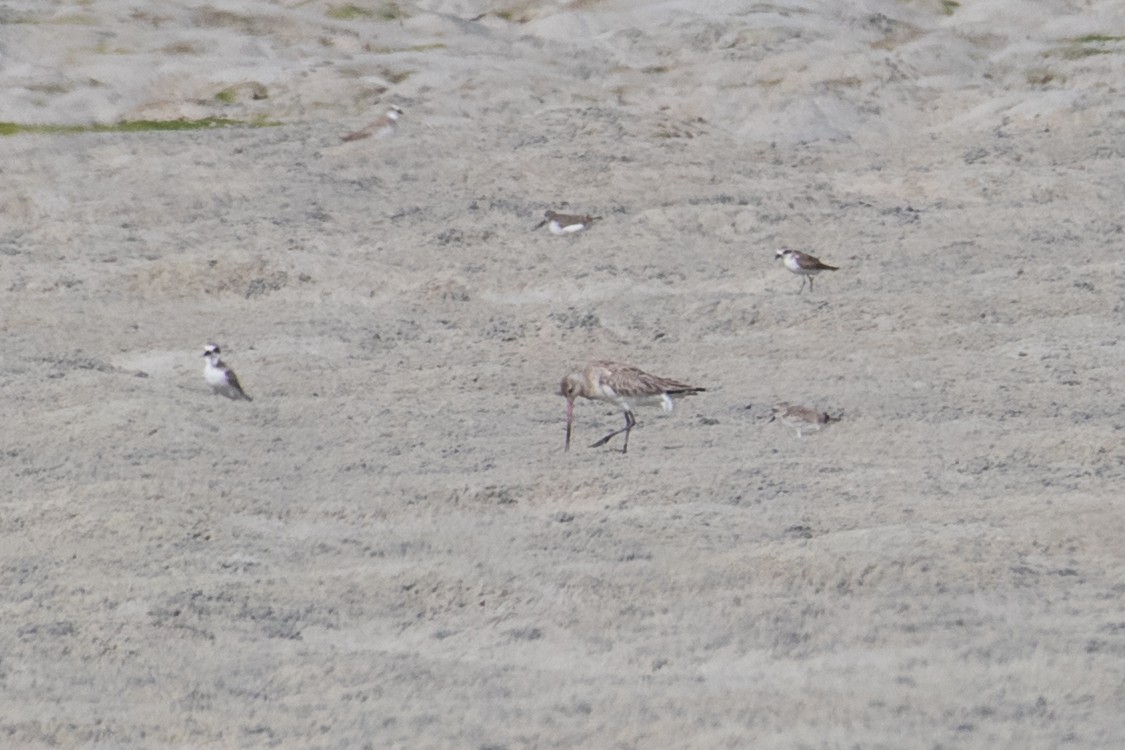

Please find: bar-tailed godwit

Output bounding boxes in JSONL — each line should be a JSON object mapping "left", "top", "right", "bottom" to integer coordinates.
{"left": 559, "top": 361, "right": 704, "bottom": 453}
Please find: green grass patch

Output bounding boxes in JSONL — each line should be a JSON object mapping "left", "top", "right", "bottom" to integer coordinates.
{"left": 46, "top": 13, "right": 97, "bottom": 25}
{"left": 1065, "top": 33, "right": 1125, "bottom": 44}
{"left": 0, "top": 117, "right": 280, "bottom": 136}
{"left": 94, "top": 39, "right": 132, "bottom": 54}
{"left": 940, "top": 0, "right": 959, "bottom": 15}
{"left": 494, "top": 7, "right": 534, "bottom": 23}
{"left": 327, "top": 2, "right": 406, "bottom": 21}
{"left": 364, "top": 42, "right": 446, "bottom": 54}
{"left": 3, "top": 11, "right": 97, "bottom": 25}
{"left": 1052, "top": 33, "right": 1125, "bottom": 59}
{"left": 1058, "top": 46, "right": 1111, "bottom": 59}
{"left": 327, "top": 4, "right": 374, "bottom": 19}
{"left": 375, "top": 2, "right": 407, "bottom": 20}
{"left": 25, "top": 83, "right": 73, "bottom": 95}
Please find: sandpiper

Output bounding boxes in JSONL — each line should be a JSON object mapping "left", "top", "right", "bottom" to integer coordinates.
{"left": 341, "top": 106, "right": 403, "bottom": 142}
{"left": 202, "top": 344, "right": 252, "bottom": 401}
{"left": 559, "top": 361, "right": 705, "bottom": 453}
{"left": 770, "top": 402, "right": 834, "bottom": 438}
{"left": 775, "top": 248, "right": 838, "bottom": 293}
{"left": 534, "top": 210, "right": 601, "bottom": 235}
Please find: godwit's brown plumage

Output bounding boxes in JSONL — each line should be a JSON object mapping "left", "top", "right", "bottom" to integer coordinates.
{"left": 559, "top": 361, "right": 705, "bottom": 453}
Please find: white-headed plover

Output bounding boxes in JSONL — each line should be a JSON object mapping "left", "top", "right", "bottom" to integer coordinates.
{"left": 202, "top": 344, "right": 252, "bottom": 401}
{"left": 775, "top": 248, "right": 838, "bottom": 293}
{"left": 535, "top": 210, "right": 601, "bottom": 235}
{"left": 341, "top": 106, "right": 403, "bottom": 142}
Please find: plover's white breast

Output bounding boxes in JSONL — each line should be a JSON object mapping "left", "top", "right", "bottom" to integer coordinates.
{"left": 204, "top": 361, "right": 228, "bottom": 387}
{"left": 784, "top": 254, "right": 811, "bottom": 274}
{"left": 549, "top": 220, "right": 585, "bottom": 234}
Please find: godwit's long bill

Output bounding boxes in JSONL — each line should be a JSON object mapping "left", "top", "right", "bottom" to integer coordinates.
{"left": 559, "top": 361, "right": 705, "bottom": 453}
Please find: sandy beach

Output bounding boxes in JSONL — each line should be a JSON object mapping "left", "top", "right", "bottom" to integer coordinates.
{"left": 2, "top": 1, "right": 1125, "bottom": 747}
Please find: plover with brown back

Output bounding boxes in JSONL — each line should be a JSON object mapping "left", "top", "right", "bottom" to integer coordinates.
{"left": 770, "top": 402, "right": 835, "bottom": 438}
{"left": 535, "top": 210, "right": 601, "bottom": 235}
{"left": 202, "top": 344, "right": 252, "bottom": 401}
{"left": 775, "top": 248, "right": 838, "bottom": 293}
{"left": 341, "top": 106, "right": 403, "bottom": 142}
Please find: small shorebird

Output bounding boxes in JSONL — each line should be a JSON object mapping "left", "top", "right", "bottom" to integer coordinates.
{"left": 770, "top": 402, "right": 834, "bottom": 438}
{"left": 534, "top": 210, "right": 601, "bottom": 235}
{"left": 559, "top": 361, "right": 705, "bottom": 453}
{"left": 202, "top": 344, "right": 252, "bottom": 401}
{"left": 341, "top": 106, "right": 403, "bottom": 142}
{"left": 775, "top": 248, "right": 838, "bottom": 293}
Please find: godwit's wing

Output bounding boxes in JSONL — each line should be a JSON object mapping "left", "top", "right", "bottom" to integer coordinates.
{"left": 593, "top": 361, "right": 704, "bottom": 397}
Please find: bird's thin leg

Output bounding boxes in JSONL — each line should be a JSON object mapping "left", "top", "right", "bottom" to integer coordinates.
{"left": 590, "top": 411, "right": 636, "bottom": 450}
{"left": 798, "top": 276, "right": 807, "bottom": 294}
{"left": 590, "top": 428, "right": 621, "bottom": 448}
{"left": 809, "top": 276, "right": 815, "bottom": 293}
{"left": 621, "top": 411, "right": 636, "bottom": 454}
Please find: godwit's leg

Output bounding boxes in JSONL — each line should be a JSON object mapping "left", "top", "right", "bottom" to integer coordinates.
{"left": 621, "top": 410, "right": 636, "bottom": 453}
{"left": 590, "top": 411, "right": 636, "bottom": 452}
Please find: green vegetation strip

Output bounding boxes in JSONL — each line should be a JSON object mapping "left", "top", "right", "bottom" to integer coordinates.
{"left": 327, "top": 2, "right": 406, "bottom": 21}
{"left": 0, "top": 117, "right": 280, "bottom": 136}
{"left": 1065, "top": 34, "right": 1125, "bottom": 44}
